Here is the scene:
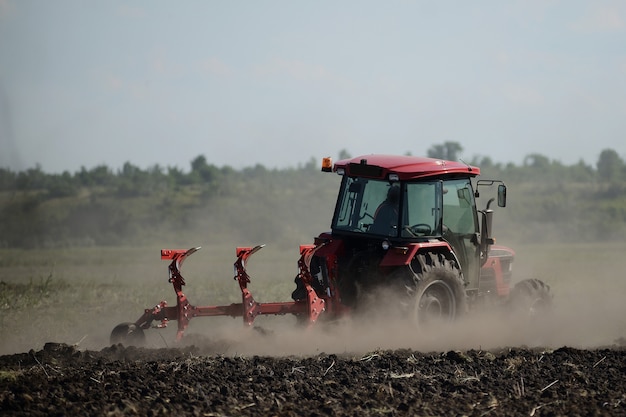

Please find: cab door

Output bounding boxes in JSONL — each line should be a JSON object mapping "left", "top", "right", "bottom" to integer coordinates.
{"left": 441, "top": 179, "right": 480, "bottom": 289}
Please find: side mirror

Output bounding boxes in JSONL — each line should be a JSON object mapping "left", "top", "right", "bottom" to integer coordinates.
{"left": 497, "top": 184, "right": 507, "bottom": 207}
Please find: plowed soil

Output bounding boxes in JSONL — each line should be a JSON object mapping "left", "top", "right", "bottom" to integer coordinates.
{"left": 1, "top": 341, "right": 625, "bottom": 416}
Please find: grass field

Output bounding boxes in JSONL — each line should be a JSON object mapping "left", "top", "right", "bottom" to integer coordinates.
{"left": 1, "top": 241, "right": 625, "bottom": 355}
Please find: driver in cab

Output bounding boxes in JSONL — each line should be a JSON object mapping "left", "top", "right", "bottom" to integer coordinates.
{"left": 369, "top": 185, "right": 400, "bottom": 236}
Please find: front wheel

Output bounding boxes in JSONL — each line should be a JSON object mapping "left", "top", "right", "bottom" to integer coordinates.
{"left": 507, "top": 278, "right": 552, "bottom": 317}
{"left": 110, "top": 322, "right": 146, "bottom": 346}
{"left": 407, "top": 252, "right": 467, "bottom": 327}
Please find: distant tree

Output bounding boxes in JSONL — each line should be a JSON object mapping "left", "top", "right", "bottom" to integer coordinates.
{"left": 147, "top": 164, "right": 164, "bottom": 177}
{"left": 15, "top": 164, "right": 47, "bottom": 190}
{"left": 115, "top": 162, "right": 149, "bottom": 197}
{"left": 167, "top": 166, "right": 188, "bottom": 186}
{"left": 569, "top": 159, "right": 595, "bottom": 183}
{"left": 190, "top": 155, "right": 208, "bottom": 172}
{"left": 87, "top": 165, "right": 114, "bottom": 187}
{"left": 338, "top": 149, "right": 351, "bottom": 160}
{"left": 523, "top": 153, "right": 551, "bottom": 169}
{"left": 77, "top": 166, "right": 93, "bottom": 186}
{"left": 220, "top": 165, "right": 236, "bottom": 176}
{"left": 427, "top": 141, "right": 463, "bottom": 161}
{"left": 243, "top": 164, "right": 268, "bottom": 178}
{"left": 47, "top": 171, "right": 78, "bottom": 198}
{"left": 190, "top": 155, "right": 220, "bottom": 183}
{"left": 0, "top": 168, "right": 16, "bottom": 190}
{"left": 469, "top": 155, "right": 494, "bottom": 168}
{"left": 120, "top": 161, "right": 141, "bottom": 178}
{"left": 597, "top": 148, "right": 623, "bottom": 182}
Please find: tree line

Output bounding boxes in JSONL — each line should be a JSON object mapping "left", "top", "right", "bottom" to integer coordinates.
{"left": 2, "top": 144, "right": 625, "bottom": 196}
{"left": 1, "top": 144, "right": 625, "bottom": 249}
{"left": 0, "top": 155, "right": 319, "bottom": 199}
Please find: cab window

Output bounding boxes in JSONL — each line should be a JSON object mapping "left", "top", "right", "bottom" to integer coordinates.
{"left": 333, "top": 177, "right": 400, "bottom": 236}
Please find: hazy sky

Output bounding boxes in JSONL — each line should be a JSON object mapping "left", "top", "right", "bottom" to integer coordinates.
{"left": 1, "top": 1, "right": 625, "bottom": 173}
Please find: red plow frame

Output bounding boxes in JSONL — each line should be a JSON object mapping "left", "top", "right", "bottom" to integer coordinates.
{"left": 131, "top": 245, "right": 327, "bottom": 341}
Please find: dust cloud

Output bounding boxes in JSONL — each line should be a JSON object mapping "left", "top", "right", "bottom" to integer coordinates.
{"left": 1, "top": 242, "right": 625, "bottom": 357}
{"left": 144, "top": 242, "right": 626, "bottom": 357}
{"left": 147, "top": 257, "right": 626, "bottom": 357}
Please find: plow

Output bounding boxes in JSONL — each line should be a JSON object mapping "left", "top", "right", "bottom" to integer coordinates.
{"left": 111, "top": 244, "right": 329, "bottom": 345}
{"left": 111, "top": 154, "right": 552, "bottom": 346}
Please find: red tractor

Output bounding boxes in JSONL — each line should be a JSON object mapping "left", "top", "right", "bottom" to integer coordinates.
{"left": 111, "top": 154, "right": 551, "bottom": 345}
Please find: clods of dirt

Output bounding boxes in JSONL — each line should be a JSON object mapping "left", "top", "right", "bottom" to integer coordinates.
{"left": 1, "top": 342, "right": 625, "bottom": 416}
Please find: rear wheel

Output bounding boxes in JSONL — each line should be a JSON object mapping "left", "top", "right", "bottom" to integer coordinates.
{"left": 110, "top": 322, "right": 146, "bottom": 346}
{"left": 404, "top": 252, "right": 467, "bottom": 327}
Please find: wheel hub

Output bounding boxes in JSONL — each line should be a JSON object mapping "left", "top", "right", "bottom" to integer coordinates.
{"left": 417, "top": 280, "right": 456, "bottom": 324}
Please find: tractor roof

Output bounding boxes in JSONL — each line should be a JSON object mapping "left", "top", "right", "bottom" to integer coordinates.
{"left": 333, "top": 154, "right": 480, "bottom": 181}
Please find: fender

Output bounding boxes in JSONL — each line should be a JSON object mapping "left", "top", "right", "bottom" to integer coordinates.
{"left": 380, "top": 241, "right": 454, "bottom": 267}
{"left": 313, "top": 236, "right": 344, "bottom": 258}
{"left": 481, "top": 245, "right": 515, "bottom": 296}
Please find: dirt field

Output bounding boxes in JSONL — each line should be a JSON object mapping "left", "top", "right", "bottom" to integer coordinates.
{"left": 1, "top": 341, "right": 625, "bottom": 416}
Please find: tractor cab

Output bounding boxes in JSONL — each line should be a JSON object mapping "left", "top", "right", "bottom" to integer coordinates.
{"left": 324, "top": 155, "right": 507, "bottom": 292}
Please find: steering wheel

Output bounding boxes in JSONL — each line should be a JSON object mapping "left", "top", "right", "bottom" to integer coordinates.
{"left": 404, "top": 223, "right": 432, "bottom": 236}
